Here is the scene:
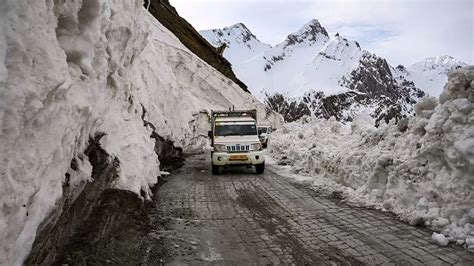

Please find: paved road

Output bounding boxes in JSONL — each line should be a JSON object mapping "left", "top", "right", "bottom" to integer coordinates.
{"left": 142, "top": 154, "right": 474, "bottom": 265}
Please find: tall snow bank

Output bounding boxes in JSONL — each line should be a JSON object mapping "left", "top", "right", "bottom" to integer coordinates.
{"left": 269, "top": 66, "right": 474, "bottom": 249}
{"left": 0, "top": 0, "right": 282, "bottom": 264}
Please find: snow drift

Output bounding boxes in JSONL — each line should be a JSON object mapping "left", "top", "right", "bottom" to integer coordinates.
{"left": 0, "top": 0, "right": 282, "bottom": 264}
{"left": 269, "top": 66, "right": 474, "bottom": 250}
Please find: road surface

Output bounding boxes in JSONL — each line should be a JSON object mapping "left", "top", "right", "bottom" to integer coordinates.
{"left": 140, "top": 154, "right": 474, "bottom": 265}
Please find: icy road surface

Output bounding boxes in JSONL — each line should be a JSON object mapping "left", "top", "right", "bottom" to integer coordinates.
{"left": 141, "top": 154, "right": 474, "bottom": 265}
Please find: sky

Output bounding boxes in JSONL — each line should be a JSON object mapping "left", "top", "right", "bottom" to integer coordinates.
{"left": 169, "top": 0, "right": 473, "bottom": 66}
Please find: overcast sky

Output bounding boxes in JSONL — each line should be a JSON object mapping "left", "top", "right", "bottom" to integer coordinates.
{"left": 169, "top": 0, "right": 473, "bottom": 66}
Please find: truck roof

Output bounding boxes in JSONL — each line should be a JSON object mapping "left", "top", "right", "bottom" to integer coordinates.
{"left": 211, "top": 109, "right": 257, "bottom": 120}
{"left": 215, "top": 117, "right": 256, "bottom": 122}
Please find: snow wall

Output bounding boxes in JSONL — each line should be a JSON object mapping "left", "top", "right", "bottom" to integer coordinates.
{"left": 0, "top": 0, "right": 283, "bottom": 264}
{"left": 269, "top": 66, "right": 474, "bottom": 250}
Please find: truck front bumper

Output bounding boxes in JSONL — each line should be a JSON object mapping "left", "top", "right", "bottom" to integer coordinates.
{"left": 212, "top": 150, "right": 265, "bottom": 166}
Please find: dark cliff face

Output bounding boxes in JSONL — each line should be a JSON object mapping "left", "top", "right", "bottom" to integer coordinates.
{"left": 265, "top": 91, "right": 370, "bottom": 124}
{"left": 264, "top": 93, "right": 311, "bottom": 123}
{"left": 265, "top": 53, "right": 425, "bottom": 126}
{"left": 346, "top": 53, "right": 401, "bottom": 100}
{"left": 344, "top": 53, "right": 423, "bottom": 102}
{"left": 145, "top": 0, "right": 249, "bottom": 93}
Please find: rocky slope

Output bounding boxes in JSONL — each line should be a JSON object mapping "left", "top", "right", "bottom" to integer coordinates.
{"left": 263, "top": 50, "right": 425, "bottom": 125}
{"left": 201, "top": 22, "right": 466, "bottom": 125}
{"left": 0, "top": 1, "right": 282, "bottom": 264}
{"left": 145, "top": 0, "right": 249, "bottom": 92}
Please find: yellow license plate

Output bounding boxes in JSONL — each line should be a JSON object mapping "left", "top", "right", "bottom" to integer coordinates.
{"left": 229, "top": 155, "right": 248, "bottom": 161}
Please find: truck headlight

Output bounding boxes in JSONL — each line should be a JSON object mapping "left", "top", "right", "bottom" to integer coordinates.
{"left": 214, "top": 144, "right": 226, "bottom": 152}
{"left": 250, "top": 143, "right": 262, "bottom": 151}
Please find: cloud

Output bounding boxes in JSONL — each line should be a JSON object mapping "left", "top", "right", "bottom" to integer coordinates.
{"left": 300, "top": 0, "right": 473, "bottom": 65}
{"left": 169, "top": 0, "right": 473, "bottom": 65}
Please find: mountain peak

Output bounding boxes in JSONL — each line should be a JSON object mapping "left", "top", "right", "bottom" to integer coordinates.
{"left": 202, "top": 22, "right": 261, "bottom": 46}
{"left": 283, "top": 19, "right": 329, "bottom": 47}
{"left": 306, "top": 19, "right": 324, "bottom": 28}
{"left": 296, "top": 19, "right": 328, "bottom": 37}
{"left": 199, "top": 23, "right": 271, "bottom": 65}
{"left": 410, "top": 55, "right": 467, "bottom": 72}
{"left": 228, "top": 22, "right": 251, "bottom": 32}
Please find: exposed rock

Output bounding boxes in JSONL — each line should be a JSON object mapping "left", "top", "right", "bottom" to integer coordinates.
{"left": 264, "top": 93, "right": 311, "bottom": 122}
{"left": 25, "top": 134, "right": 127, "bottom": 264}
{"left": 284, "top": 19, "right": 328, "bottom": 48}
{"left": 216, "top": 43, "right": 227, "bottom": 56}
{"left": 141, "top": 105, "right": 184, "bottom": 171}
{"left": 264, "top": 52, "right": 425, "bottom": 126}
{"left": 152, "top": 133, "right": 184, "bottom": 171}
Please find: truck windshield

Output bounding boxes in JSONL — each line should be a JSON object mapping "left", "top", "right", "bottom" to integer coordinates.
{"left": 258, "top": 128, "right": 267, "bottom": 135}
{"left": 215, "top": 124, "right": 257, "bottom": 136}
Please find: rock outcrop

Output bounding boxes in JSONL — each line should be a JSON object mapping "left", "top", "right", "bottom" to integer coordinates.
{"left": 265, "top": 53, "right": 425, "bottom": 126}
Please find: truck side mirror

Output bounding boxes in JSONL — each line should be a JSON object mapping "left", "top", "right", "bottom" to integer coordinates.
{"left": 208, "top": 131, "right": 212, "bottom": 138}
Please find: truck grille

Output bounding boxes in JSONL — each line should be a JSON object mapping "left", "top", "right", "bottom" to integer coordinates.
{"left": 226, "top": 145, "right": 250, "bottom": 152}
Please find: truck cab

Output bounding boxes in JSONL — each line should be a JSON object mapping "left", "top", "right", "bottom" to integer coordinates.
{"left": 209, "top": 110, "right": 265, "bottom": 175}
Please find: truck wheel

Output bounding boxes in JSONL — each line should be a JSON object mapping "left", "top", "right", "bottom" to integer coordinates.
{"left": 255, "top": 162, "right": 265, "bottom": 174}
{"left": 264, "top": 140, "right": 269, "bottom": 148}
{"left": 212, "top": 164, "right": 219, "bottom": 175}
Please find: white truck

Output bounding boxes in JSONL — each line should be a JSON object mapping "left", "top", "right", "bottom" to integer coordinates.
{"left": 257, "top": 126, "right": 272, "bottom": 148}
{"left": 208, "top": 109, "right": 265, "bottom": 175}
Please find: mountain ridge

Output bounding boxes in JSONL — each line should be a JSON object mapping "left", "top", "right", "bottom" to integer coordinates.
{"left": 200, "top": 20, "right": 466, "bottom": 124}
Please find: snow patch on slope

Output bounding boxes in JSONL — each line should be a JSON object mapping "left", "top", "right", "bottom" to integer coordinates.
{"left": 407, "top": 55, "right": 468, "bottom": 97}
{"left": 200, "top": 23, "right": 270, "bottom": 66}
{"left": 298, "top": 36, "right": 363, "bottom": 96}
{"left": 269, "top": 67, "right": 474, "bottom": 249}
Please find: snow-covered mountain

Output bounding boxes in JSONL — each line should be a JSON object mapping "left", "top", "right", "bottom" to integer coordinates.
{"left": 405, "top": 56, "right": 467, "bottom": 96}
{"left": 200, "top": 22, "right": 467, "bottom": 124}
{"left": 201, "top": 23, "right": 271, "bottom": 66}
{"left": 201, "top": 19, "right": 342, "bottom": 99}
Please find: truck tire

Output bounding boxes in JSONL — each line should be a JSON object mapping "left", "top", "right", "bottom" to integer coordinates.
{"left": 255, "top": 162, "right": 265, "bottom": 174}
{"left": 212, "top": 164, "right": 219, "bottom": 175}
{"left": 264, "top": 140, "right": 269, "bottom": 148}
